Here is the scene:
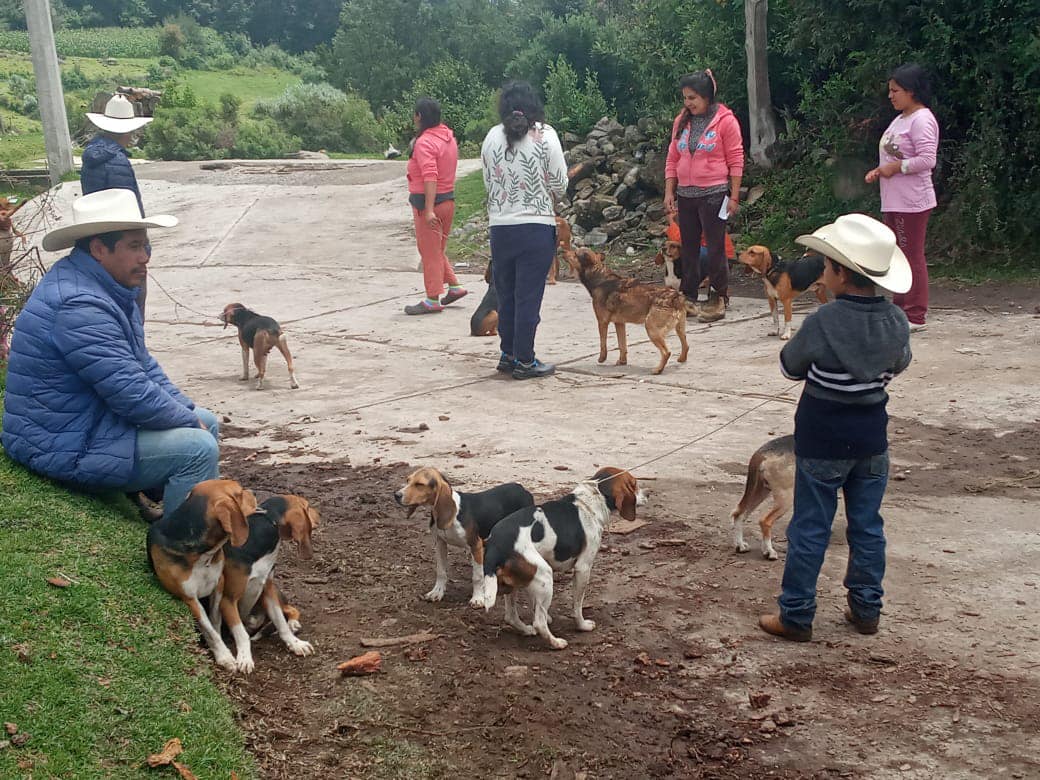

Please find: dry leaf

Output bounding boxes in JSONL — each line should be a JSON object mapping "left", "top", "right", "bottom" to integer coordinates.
{"left": 171, "top": 762, "right": 198, "bottom": 780}
{"left": 146, "top": 738, "right": 183, "bottom": 767}
{"left": 46, "top": 577, "right": 71, "bottom": 588}
{"left": 3, "top": 723, "right": 16, "bottom": 736}
{"left": 336, "top": 651, "right": 382, "bottom": 676}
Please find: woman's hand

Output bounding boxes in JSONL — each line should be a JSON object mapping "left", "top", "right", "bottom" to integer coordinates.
{"left": 865, "top": 161, "right": 902, "bottom": 183}
{"left": 423, "top": 209, "right": 440, "bottom": 228}
{"left": 727, "top": 198, "right": 740, "bottom": 218}
{"left": 663, "top": 192, "right": 677, "bottom": 216}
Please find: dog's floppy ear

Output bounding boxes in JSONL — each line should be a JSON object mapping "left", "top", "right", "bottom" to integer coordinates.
{"left": 612, "top": 472, "right": 638, "bottom": 521}
{"left": 430, "top": 471, "right": 456, "bottom": 529}
{"left": 653, "top": 250, "right": 665, "bottom": 266}
{"left": 213, "top": 485, "right": 256, "bottom": 547}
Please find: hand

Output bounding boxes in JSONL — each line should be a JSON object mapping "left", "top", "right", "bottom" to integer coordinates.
{"left": 198, "top": 419, "right": 208, "bottom": 430}
{"left": 865, "top": 167, "right": 881, "bottom": 184}
{"left": 663, "top": 192, "right": 676, "bottom": 216}
{"left": 423, "top": 210, "right": 440, "bottom": 228}
{"left": 727, "top": 198, "right": 740, "bottom": 218}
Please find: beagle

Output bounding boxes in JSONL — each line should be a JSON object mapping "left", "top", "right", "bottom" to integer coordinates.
{"left": 147, "top": 479, "right": 257, "bottom": 671}
{"left": 652, "top": 239, "right": 683, "bottom": 291}
{"left": 481, "top": 467, "right": 646, "bottom": 650}
{"left": 470, "top": 261, "right": 498, "bottom": 337}
{"left": 730, "top": 435, "right": 794, "bottom": 561}
{"left": 209, "top": 494, "right": 319, "bottom": 673}
{"left": 547, "top": 216, "right": 574, "bottom": 285}
{"left": 220, "top": 303, "right": 300, "bottom": 390}
{"left": 737, "top": 245, "right": 828, "bottom": 340}
{"left": 394, "top": 468, "right": 535, "bottom": 606}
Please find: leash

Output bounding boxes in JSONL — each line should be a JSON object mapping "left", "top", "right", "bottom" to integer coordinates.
{"left": 146, "top": 271, "right": 220, "bottom": 321}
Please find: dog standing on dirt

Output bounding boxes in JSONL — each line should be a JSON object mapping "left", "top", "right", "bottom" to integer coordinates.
{"left": 546, "top": 216, "right": 574, "bottom": 285}
{"left": 738, "top": 246, "right": 829, "bottom": 340}
{"left": 730, "top": 435, "right": 795, "bottom": 561}
{"left": 573, "top": 247, "right": 689, "bottom": 375}
{"left": 221, "top": 303, "right": 300, "bottom": 390}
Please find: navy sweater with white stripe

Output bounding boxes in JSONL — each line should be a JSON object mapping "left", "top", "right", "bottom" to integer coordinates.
{"left": 780, "top": 294, "right": 912, "bottom": 458}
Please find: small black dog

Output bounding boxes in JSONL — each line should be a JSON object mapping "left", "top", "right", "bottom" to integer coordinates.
{"left": 220, "top": 303, "right": 300, "bottom": 390}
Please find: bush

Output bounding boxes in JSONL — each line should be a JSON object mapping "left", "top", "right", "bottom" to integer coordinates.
{"left": 159, "top": 23, "right": 185, "bottom": 59}
{"left": 231, "top": 118, "right": 301, "bottom": 158}
{"left": 543, "top": 56, "right": 610, "bottom": 136}
{"left": 253, "top": 82, "right": 382, "bottom": 152}
{"left": 143, "top": 105, "right": 225, "bottom": 160}
{"left": 60, "top": 64, "right": 91, "bottom": 92}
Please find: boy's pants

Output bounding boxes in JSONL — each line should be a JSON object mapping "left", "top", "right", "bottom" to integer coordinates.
{"left": 779, "top": 452, "right": 890, "bottom": 631}
{"left": 489, "top": 223, "right": 556, "bottom": 364}
{"left": 123, "top": 407, "right": 221, "bottom": 520}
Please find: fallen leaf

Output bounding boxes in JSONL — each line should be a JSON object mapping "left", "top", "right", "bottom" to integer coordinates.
{"left": 3, "top": 724, "right": 16, "bottom": 736}
{"left": 46, "top": 577, "right": 71, "bottom": 588}
{"left": 634, "top": 652, "right": 652, "bottom": 666}
{"left": 9, "top": 733, "right": 28, "bottom": 747}
{"left": 171, "top": 762, "right": 198, "bottom": 780}
{"left": 359, "top": 631, "right": 439, "bottom": 648}
{"left": 405, "top": 645, "right": 429, "bottom": 662}
{"left": 147, "top": 738, "right": 184, "bottom": 767}
{"left": 336, "top": 651, "right": 382, "bottom": 676}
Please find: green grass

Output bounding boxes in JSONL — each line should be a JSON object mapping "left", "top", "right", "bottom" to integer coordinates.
{"left": 0, "top": 27, "right": 160, "bottom": 58}
{"left": 182, "top": 66, "right": 299, "bottom": 110}
{"left": 0, "top": 370, "right": 253, "bottom": 779}
{"left": 0, "top": 131, "right": 46, "bottom": 169}
{"left": 445, "top": 169, "right": 489, "bottom": 264}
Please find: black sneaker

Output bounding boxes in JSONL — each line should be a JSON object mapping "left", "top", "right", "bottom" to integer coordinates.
{"left": 513, "top": 358, "right": 555, "bottom": 380}
{"left": 496, "top": 352, "right": 516, "bottom": 373}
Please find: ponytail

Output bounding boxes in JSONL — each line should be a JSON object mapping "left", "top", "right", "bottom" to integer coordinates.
{"left": 498, "top": 81, "right": 545, "bottom": 151}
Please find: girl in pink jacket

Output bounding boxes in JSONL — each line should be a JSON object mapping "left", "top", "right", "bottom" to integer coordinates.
{"left": 865, "top": 64, "right": 939, "bottom": 331}
{"left": 663, "top": 70, "right": 745, "bottom": 321}
{"left": 405, "top": 97, "right": 465, "bottom": 315}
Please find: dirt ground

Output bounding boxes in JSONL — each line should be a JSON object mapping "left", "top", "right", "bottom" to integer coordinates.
{"left": 217, "top": 409, "right": 1040, "bottom": 780}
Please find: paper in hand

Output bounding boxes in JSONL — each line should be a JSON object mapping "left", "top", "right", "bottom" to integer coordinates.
{"left": 718, "top": 196, "right": 730, "bottom": 221}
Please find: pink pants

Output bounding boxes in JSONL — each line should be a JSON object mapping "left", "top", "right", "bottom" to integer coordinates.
{"left": 414, "top": 199, "right": 458, "bottom": 299}
{"left": 883, "top": 210, "right": 931, "bottom": 325}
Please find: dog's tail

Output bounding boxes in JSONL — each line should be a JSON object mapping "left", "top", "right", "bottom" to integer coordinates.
{"left": 481, "top": 573, "right": 499, "bottom": 611}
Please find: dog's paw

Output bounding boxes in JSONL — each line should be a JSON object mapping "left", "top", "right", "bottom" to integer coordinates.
{"left": 238, "top": 374, "right": 249, "bottom": 382}
{"left": 214, "top": 651, "right": 237, "bottom": 671}
{"left": 290, "top": 382, "right": 300, "bottom": 390}
{"left": 615, "top": 358, "right": 628, "bottom": 366}
{"left": 468, "top": 596, "right": 486, "bottom": 609}
{"left": 735, "top": 541, "right": 750, "bottom": 554}
{"left": 423, "top": 587, "right": 446, "bottom": 602}
{"left": 575, "top": 619, "right": 596, "bottom": 632}
{"left": 548, "top": 636, "right": 569, "bottom": 650}
{"left": 767, "top": 329, "right": 778, "bottom": 336}
{"left": 763, "top": 546, "right": 779, "bottom": 561}
{"left": 288, "top": 638, "right": 314, "bottom": 656}
{"left": 597, "top": 353, "right": 608, "bottom": 364}
{"left": 236, "top": 656, "right": 256, "bottom": 674}
{"left": 780, "top": 329, "right": 792, "bottom": 341}
{"left": 255, "top": 380, "right": 265, "bottom": 390}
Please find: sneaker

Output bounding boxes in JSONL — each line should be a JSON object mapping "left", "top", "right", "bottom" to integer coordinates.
{"left": 909, "top": 322, "right": 927, "bottom": 333}
{"left": 512, "top": 358, "right": 556, "bottom": 380}
{"left": 125, "top": 491, "right": 163, "bottom": 523}
{"left": 441, "top": 287, "right": 469, "bottom": 306}
{"left": 404, "top": 299, "right": 444, "bottom": 315}
{"left": 758, "top": 613, "right": 812, "bottom": 642}
{"left": 844, "top": 596, "right": 880, "bottom": 634}
{"left": 496, "top": 352, "right": 516, "bottom": 373}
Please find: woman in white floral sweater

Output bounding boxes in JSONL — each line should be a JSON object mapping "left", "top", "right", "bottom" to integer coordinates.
{"left": 481, "top": 81, "right": 569, "bottom": 380}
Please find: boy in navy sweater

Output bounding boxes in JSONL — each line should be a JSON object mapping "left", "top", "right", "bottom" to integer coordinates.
{"left": 759, "top": 214, "right": 913, "bottom": 642}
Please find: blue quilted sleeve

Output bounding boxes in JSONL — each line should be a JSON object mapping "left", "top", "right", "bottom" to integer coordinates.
{"left": 145, "top": 354, "right": 195, "bottom": 409}
{"left": 52, "top": 301, "right": 200, "bottom": 430}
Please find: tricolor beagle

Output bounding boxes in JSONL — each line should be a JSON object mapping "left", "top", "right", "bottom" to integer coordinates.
{"left": 147, "top": 479, "right": 257, "bottom": 671}
{"left": 394, "top": 468, "right": 535, "bottom": 607}
{"left": 737, "top": 245, "right": 828, "bottom": 340}
{"left": 209, "top": 494, "right": 320, "bottom": 673}
{"left": 481, "top": 467, "right": 646, "bottom": 650}
{"left": 730, "top": 434, "right": 795, "bottom": 561}
{"left": 653, "top": 239, "right": 683, "bottom": 291}
{"left": 220, "top": 303, "right": 300, "bottom": 390}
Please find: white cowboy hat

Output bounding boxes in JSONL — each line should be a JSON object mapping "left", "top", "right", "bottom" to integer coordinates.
{"left": 42, "top": 189, "right": 177, "bottom": 252}
{"left": 795, "top": 213, "right": 912, "bottom": 294}
{"left": 85, "top": 94, "right": 153, "bottom": 134}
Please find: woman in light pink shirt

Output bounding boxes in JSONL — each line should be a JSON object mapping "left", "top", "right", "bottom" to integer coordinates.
{"left": 865, "top": 64, "right": 939, "bottom": 330}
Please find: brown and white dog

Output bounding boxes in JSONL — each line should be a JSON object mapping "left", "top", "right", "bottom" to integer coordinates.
{"left": 147, "top": 479, "right": 257, "bottom": 671}
{"left": 209, "top": 494, "right": 319, "bottom": 673}
{"left": 730, "top": 435, "right": 795, "bottom": 561}
{"left": 737, "top": 245, "right": 828, "bottom": 340}
{"left": 220, "top": 303, "right": 299, "bottom": 390}
{"left": 573, "top": 247, "right": 690, "bottom": 375}
{"left": 547, "top": 215, "right": 574, "bottom": 285}
{"left": 481, "top": 467, "right": 646, "bottom": 649}
{"left": 653, "top": 239, "right": 683, "bottom": 291}
{"left": 394, "top": 468, "right": 535, "bottom": 606}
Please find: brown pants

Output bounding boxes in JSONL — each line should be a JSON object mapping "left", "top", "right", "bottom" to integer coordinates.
{"left": 677, "top": 192, "right": 728, "bottom": 301}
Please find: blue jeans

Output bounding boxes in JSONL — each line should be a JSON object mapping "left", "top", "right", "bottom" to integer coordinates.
{"left": 124, "top": 407, "right": 221, "bottom": 518}
{"left": 779, "top": 453, "right": 889, "bottom": 631}
{"left": 490, "top": 223, "right": 556, "bottom": 364}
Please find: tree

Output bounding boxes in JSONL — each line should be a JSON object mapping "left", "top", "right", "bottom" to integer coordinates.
{"left": 744, "top": 0, "right": 777, "bottom": 167}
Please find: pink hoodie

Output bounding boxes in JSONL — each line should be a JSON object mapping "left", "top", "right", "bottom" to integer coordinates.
{"left": 407, "top": 123, "right": 458, "bottom": 194}
{"left": 665, "top": 104, "right": 744, "bottom": 187}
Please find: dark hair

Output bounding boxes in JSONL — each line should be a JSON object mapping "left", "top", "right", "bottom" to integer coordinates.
{"left": 889, "top": 63, "right": 932, "bottom": 108}
{"left": 827, "top": 257, "right": 874, "bottom": 289}
{"left": 414, "top": 97, "right": 441, "bottom": 134}
{"left": 498, "top": 81, "right": 545, "bottom": 150}
{"left": 675, "top": 70, "right": 718, "bottom": 143}
{"left": 74, "top": 230, "right": 124, "bottom": 254}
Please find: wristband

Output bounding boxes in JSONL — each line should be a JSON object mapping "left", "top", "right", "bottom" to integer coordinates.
{"left": 900, "top": 159, "right": 911, "bottom": 175}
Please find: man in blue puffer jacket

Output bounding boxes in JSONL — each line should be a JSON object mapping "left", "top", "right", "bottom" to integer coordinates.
{"left": 81, "top": 94, "right": 152, "bottom": 313}
{"left": 2, "top": 189, "right": 219, "bottom": 520}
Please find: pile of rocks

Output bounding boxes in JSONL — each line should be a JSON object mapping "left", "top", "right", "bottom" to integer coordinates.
{"left": 558, "top": 116, "right": 671, "bottom": 249}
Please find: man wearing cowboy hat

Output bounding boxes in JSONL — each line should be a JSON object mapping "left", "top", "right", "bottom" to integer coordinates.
{"left": 81, "top": 93, "right": 154, "bottom": 313}
{"left": 1, "top": 189, "right": 220, "bottom": 521}
{"left": 758, "top": 213, "right": 913, "bottom": 643}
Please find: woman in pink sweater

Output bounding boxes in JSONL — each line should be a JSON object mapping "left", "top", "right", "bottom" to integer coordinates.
{"left": 405, "top": 97, "right": 465, "bottom": 315}
{"left": 865, "top": 64, "right": 939, "bottom": 331}
{"left": 663, "top": 70, "right": 745, "bottom": 322}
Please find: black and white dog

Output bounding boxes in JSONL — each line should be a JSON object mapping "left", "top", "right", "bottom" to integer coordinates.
{"left": 480, "top": 467, "right": 645, "bottom": 649}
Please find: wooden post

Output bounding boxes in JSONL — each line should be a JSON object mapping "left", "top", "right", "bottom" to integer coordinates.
{"left": 745, "top": 0, "right": 778, "bottom": 168}
{"left": 24, "top": 0, "right": 74, "bottom": 185}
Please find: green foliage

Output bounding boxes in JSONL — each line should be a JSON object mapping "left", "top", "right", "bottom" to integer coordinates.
{"left": 0, "top": 26, "right": 161, "bottom": 58}
{"left": 543, "top": 55, "right": 609, "bottom": 136}
{"left": 220, "top": 92, "right": 242, "bottom": 125}
{"left": 253, "top": 82, "right": 382, "bottom": 152}
{"left": 385, "top": 58, "right": 496, "bottom": 147}
{"left": 143, "top": 104, "right": 224, "bottom": 159}
{"left": 231, "top": 116, "right": 301, "bottom": 158}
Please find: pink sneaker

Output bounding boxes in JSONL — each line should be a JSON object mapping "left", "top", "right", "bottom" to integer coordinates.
{"left": 441, "top": 288, "right": 468, "bottom": 305}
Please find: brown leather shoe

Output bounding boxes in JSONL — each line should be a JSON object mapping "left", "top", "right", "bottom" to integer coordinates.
{"left": 697, "top": 292, "right": 726, "bottom": 323}
{"left": 683, "top": 296, "right": 701, "bottom": 316}
{"left": 758, "top": 613, "right": 812, "bottom": 642}
{"left": 844, "top": 611, "right": 877, "bottom": 636}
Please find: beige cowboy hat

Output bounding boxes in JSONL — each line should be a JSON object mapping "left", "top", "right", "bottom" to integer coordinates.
{"left": 795, "top": 213, "right": 912, "bottom": 294}
{"left": 85, "top": 94, "right": 153, "bottom": 134}
{"left": 42, "top": 189, "right": 177, "bottom": 252}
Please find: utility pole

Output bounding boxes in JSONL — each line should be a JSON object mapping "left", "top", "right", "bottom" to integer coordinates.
{"left": 24, "top": 0, "right": 74, "bottom": 185}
